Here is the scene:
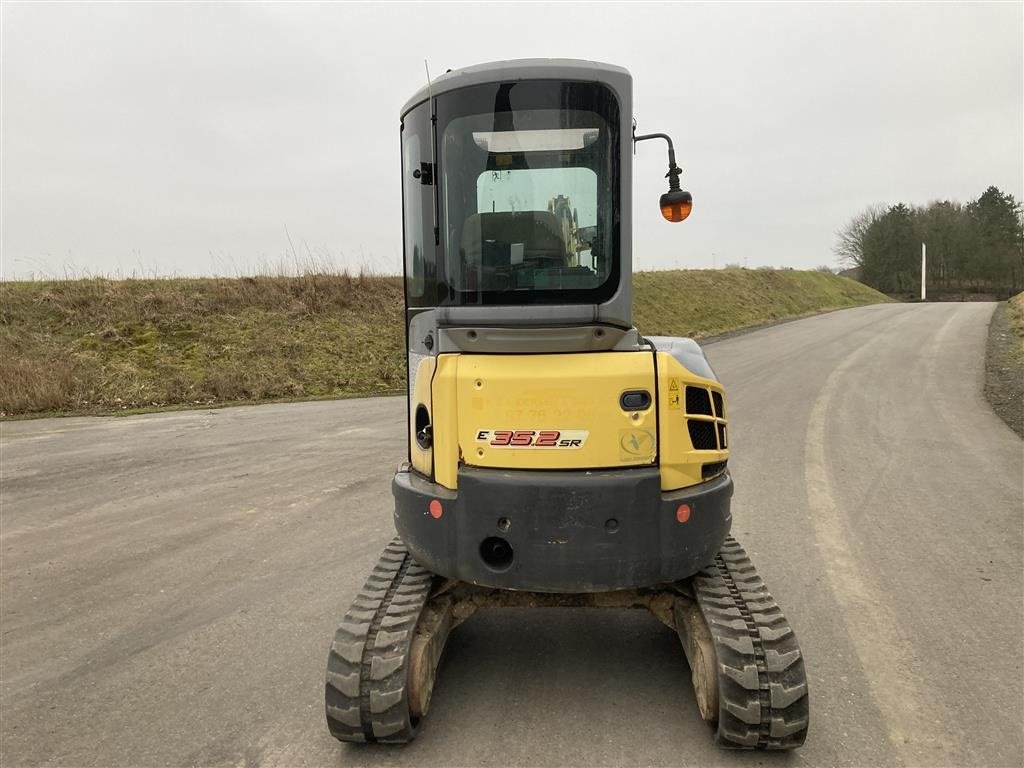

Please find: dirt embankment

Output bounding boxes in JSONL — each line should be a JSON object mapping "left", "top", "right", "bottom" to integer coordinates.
{"left": 984, "top": 292, "right": 1024, "bottom": 438}
{"left": 0, "top": 269, "right": 891, "bottom": 418}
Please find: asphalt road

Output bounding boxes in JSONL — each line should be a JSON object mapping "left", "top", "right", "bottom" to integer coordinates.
{"left": 2, "top": 302, "right": 1021, "bottom": 768}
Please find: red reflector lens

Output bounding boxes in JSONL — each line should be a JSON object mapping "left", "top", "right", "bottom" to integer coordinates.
{"left": 429, "top": 499, "right": 443, "bottom": 519}
{"left": 676, "top": 504, "right": 691, "bottom": 523}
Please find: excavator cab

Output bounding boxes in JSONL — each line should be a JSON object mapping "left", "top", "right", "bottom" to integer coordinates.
{"left": 403, "top": 71, "right": 622, "bottom": 307}
{"left": 325, "top": 59, "right": 808, "bottom": 751}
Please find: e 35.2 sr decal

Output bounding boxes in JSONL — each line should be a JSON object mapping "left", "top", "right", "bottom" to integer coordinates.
{"left": 475, "top": 429, "right": 589, "bottom": 448}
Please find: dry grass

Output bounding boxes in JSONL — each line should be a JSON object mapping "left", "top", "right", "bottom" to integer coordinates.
{"left": 1007, "top": 292, "right": 1024, "bottom": 361}
{"left": 633, "top": 268, "right": 891, "bottom": 338}
{"left": 984, "top": 292, "right": 1024, "bottom": 437}
{"left": 0, "top": 269, "right": 890, "bottom": 417}
{"left": 0, "top": 273, "right": 404, "bottom": 416}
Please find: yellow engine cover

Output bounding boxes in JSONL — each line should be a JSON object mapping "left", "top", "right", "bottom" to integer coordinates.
{"left": 422, "top": 350, "right": 729, "bottom": 492}
{"left": 428, "top": 352, "right": 654, "bottom": 487}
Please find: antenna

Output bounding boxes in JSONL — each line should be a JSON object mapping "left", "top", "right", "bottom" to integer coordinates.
{"left": 424, "top": 60, "right": 432, "bottom": 101}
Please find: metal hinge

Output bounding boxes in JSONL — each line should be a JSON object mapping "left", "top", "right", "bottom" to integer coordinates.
{"left": 413, "top": 162, "right": 434, "bottom": 186}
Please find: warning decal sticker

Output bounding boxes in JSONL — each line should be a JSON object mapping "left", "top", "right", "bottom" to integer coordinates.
{"left": 668, "top": 378, "right": 681, "bottom": 409}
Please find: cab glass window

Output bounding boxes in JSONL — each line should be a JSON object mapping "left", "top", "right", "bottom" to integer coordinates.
{"left": 401, "top": 101, "right": 435, "bottom": 306}
{"left": 437, "top": 81, "right": 619, "bottom": 306}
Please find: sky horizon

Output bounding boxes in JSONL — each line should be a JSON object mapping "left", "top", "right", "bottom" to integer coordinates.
{"left": 2, "top": 2, "right": 1022, "bottom": 280}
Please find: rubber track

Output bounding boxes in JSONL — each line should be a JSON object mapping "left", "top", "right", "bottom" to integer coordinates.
{"left": 692, "top": 536, "right": 810, "bottom": 749}
{"left": 325, "top": 537, "right": 434, "bottom": 743}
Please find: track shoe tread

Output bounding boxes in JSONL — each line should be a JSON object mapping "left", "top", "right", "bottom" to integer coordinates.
{"left": 324, "top": 537, "right": 434, "bottom": 744}
{"left": 692, "top": 535, "right": 809, "bottom": 750}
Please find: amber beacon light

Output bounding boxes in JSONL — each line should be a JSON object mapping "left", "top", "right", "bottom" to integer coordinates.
{"left": 634, "top": 129, "right": 693, "bottom": 222}
{"left": 660, "top": 188, "right": 693, "bottom": 223}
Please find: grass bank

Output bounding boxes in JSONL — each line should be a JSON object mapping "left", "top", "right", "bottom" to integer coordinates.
{"left": 983, "top": 292, "right": 1024, "bottom": 438}
{"left": 0, "top": 274, "right": 405, "bottom": 417}
{"left": 633, "top": 268, "right": 889, "bottom": 338}
{"left": 1009, "top": 292, "right": 1024, "bottom": 359}
{"left": 0, "top": 269, "right": 890, "bottom": 418}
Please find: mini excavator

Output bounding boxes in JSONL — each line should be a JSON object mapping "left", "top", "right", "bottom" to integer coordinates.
{"left": 325, "top": 59, "right": 809, "bottom": 750}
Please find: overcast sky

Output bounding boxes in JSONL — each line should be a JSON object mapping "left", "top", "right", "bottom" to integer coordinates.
{"left": 2, "top": 1, "right": 1021, "bottom": 279}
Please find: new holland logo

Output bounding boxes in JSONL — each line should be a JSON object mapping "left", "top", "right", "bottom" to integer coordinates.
{"left": 619, "top": 428, "right": 656, "bottom": 462}
{"left": 475, "top": 430, "right": 589, "bottom": 448}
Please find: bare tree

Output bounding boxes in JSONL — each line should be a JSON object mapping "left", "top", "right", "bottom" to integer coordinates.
{"left": 833, "top": 203, "right": 886, "bottom": 267}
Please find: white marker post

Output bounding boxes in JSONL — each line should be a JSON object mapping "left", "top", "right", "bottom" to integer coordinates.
{"left": 921, "top": 243, "right": 927, "bottom": 301}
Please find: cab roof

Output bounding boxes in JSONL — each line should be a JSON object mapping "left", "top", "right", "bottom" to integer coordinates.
{"left": 401, "top": 58, "right": 631, "bottom": 118}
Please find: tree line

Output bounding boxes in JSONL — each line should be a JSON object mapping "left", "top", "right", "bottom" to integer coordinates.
{"left": 835, "top": 186, "right": 1023, "bottom": 298}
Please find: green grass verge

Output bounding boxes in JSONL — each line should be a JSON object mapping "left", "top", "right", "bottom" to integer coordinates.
{"left": 633, "top": 268, "right": 890, "bottom": 338}
{"left": 0, "top": 269, "right": 890, "bottom": 418}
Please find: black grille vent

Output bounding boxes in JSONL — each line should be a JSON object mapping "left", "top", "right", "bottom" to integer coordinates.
{"left": 711, "top": 391, "right": 724, "bottom": 418}
{"left": 688, "top": 420, "right": 718, "bottom": 450}
{"left": 685, "top": 386, "right": 713, "bottom": 416}
{"left": 718, "top": 423, "right": 727, "bottom": 449}
{"left": 702, "top": 460, "right": 728, "bottom": 480}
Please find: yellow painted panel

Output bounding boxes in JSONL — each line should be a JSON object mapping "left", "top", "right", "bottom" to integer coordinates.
{"left": 432, "top": 354, "right": 461, "bottom": 490}
{"left": 425, "top": 350, "right": 729, "bottom": 492}
{"left": 409, "top": 357, "right": 435, "bottom": 477}
{"left": 454, "top": 352, "right": 656, "bottom": 471}
{"left": 657, "top": 352, "right": 729, "bottom": 491}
